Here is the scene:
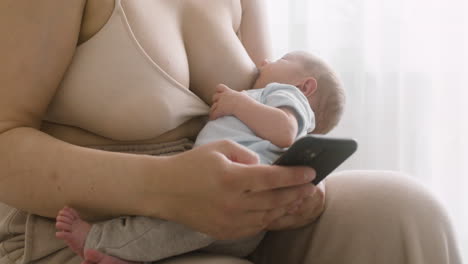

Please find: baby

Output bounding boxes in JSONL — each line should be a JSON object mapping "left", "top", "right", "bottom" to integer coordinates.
{"left": 55, "top": 51, "right": 345, "bottom": 264}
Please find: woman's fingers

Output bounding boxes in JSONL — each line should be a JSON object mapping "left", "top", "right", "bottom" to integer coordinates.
{"left": 230, "top": 204, "right": 309, "bottom": 238}
{"left": 230, "top": 203, "right": 305, "bottom": 237}
{"left": 243, "top": 184, "right": 316, "bottom": 211}
{"left": 264, "top": 214, "right": 298, "bottom": 231}
{"left": 209, "top": 103, "right": 218, "bottom": 120}
{"left": 265, "top": 198, "right": 322, "bottom": 231}
{"left": 235, "top": 165, "right": 316, "bottom": 192}
{"left": 265, "top": 182, "right": 327, "bottom": 231}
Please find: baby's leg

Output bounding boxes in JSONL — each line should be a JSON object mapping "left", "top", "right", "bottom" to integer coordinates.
{"left": 56, "top": 207, "right": 265, "bottom": 262}
{"left": 56, "top": 207, "right": 215, "bottom": 263}
{"left": 56, "top": 207, "right": 139, "bottom": 264}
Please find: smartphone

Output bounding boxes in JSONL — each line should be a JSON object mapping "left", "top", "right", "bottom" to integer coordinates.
{"left": 273, "top": 135, "right": 358, "bottom": 185}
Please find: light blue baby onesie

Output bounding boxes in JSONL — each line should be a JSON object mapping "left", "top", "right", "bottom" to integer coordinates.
{"left": 195, "top": 82, "right": 315, "bottom": 164}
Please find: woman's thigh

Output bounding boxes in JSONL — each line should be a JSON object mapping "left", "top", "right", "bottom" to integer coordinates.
{"left": 32, "top": 250, "right": 252, "bottom": 264}
{"left": 31, "top": 248, "right": 81, "bottom": 264}
{"left": 249, "top": 170, "right": 462, "bottom": 264}
{"left": 30, "top": 247, "right": 252, "bottom": 264}
{"left": 155, "top": 252, "right": 252, "bottom": 264}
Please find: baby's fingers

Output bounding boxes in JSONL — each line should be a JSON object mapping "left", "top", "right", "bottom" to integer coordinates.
{"left": 216, "top": 83, "right": 230, "bottom": 92}
{"left": 209, "top": 103, "right": 222, "bottom": 120}
{"left": 212, "top": 92, "right": 222, "bottom": 103}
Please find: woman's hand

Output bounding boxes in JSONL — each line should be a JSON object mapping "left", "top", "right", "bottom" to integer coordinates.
{"left": 265, "top": 181, "right": 326, "bottom": 231}
{"left": 147, "top": 140, "right": 316, "bottom": 240}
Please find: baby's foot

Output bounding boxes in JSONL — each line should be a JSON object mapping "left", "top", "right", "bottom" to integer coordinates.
{"left": 82, "top": 249, "right": 140, "bottom": 264}
{"left": 55, "top": 206, "right": 92, "bottom": 258}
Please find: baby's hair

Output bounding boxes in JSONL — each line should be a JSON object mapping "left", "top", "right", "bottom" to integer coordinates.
{"left": 295, "top": 51, "right": 345, "bottom": 134}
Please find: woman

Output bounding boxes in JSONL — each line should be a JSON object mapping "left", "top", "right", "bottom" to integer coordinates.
{"left": 0, "top": 0, "right": 461, "bottom": 263}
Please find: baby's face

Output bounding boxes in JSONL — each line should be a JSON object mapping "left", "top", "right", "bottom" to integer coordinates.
{"left": 252, "top": 52, "right": 306, "bottom": 90}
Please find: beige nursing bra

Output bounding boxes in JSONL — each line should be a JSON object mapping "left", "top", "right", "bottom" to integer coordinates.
{"left": 44, "top": 0, "right": 209, "bottom": 141}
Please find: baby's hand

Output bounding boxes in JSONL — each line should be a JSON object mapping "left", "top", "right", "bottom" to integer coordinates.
{"left": 210, "top": 84, "right": 249, "bottom": 120}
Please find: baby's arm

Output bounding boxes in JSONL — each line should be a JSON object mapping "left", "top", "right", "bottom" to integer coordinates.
{"left": 210, "top": 84, "right": 297, "bottom": 148}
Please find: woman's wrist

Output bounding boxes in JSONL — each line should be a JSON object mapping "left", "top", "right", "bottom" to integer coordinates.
{"left": 60, "top": 148, "right": 178, "bottom": 221}
{"left": 136, "top": 154, "right": 178, "bottom": 220}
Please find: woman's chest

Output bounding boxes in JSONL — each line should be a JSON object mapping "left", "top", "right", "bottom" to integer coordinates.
{"left": 79, "top": 0, "right": 242, "bottom": 89}
{"left": 46, "top": 0, "right": 247, "bottom": 142}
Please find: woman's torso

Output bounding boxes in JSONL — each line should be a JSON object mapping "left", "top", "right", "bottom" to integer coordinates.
{"left": 40, "top": 0, "right": 259, "bottom": 146}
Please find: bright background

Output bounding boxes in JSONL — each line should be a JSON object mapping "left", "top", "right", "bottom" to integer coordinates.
{"left": 266, "top": 0, "right": 467, "bottom": 261}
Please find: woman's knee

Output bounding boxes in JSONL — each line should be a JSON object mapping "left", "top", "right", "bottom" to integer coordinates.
{"left": 313, "top": 170, "right": 461, "bottom": 263}
{"left": 324, "top": 170, "right": 450, "bottom": 219}
{"left": 250, "top": 171, "right": 461, "bottom": 264}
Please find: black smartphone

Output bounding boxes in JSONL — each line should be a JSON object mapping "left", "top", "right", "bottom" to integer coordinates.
{"left": 273, "top": 135, "right": 358, "bottom": 185}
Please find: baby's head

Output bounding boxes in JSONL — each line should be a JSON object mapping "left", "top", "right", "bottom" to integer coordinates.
{"left": 252, "top": 51, "right": 345, "bottom": 134}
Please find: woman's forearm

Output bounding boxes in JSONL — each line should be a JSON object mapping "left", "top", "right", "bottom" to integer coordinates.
{"left": 0, "top": 126, "right": 167, "bottom": 221}
{"left": 0, "top": 127, "right": 318, "bottom": 239}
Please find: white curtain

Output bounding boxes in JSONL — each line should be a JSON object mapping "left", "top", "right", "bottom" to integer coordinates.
{"left": 266, "top": 0, "right": 468, "bottom": 260}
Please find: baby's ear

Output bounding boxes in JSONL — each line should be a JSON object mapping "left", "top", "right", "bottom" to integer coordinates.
{"left": 298, "top": 77, "right": 318, "bottom": 97}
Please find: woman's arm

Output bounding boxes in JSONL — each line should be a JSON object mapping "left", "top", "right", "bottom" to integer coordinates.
{"left": 0, "top": 0, "right": 161, "bottom": 221}
{"left": 210, "top": 84, "right": 298, "bottom": 148}
{"left": 239, "top": 0, "right": 273, "bottom": 67}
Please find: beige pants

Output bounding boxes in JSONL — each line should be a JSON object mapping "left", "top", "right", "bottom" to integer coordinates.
{"left": 0, "top": 140, "right": 462, "bottom": 264}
